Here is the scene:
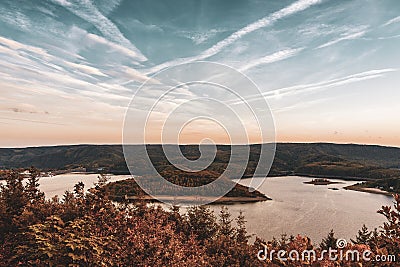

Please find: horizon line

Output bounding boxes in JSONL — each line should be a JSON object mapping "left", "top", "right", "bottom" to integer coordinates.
{"left": 1, "top": 141, "right": 400, "bottom": 150}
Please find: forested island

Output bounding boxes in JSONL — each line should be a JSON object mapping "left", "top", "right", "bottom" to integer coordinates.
{"left": 99, "top": 169, "right": 270, "bottom": 204}
{"left": 303, "top": 178, "right": 341, "bottom": 185}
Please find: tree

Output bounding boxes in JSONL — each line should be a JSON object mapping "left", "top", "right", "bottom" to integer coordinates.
{"left": 218, "top": 206, "right": 234, "bottom": 237}
{"left": 377, "top": 194, "right": 400, "bottom": 258}
{"left": 320, "top": 229, "right": 337, "bottom": 250}
{"left": 25, "top": 167, "right": 44, "bottom": 203}
{"left": 351, "top": 224, "right": 372, "bottom": 245}
{"left": 186, "top": 206, "right": 217, "bottom": 243}
{"left": 236, "top": 210, "right": 249, "bottom": 244}
{"left": 1, "top": 170, "right": 26, "bottom": 217}
{"left": 73, "top": 182, "right": 85, "bottom": 199}
{"left": 96, "top": 173, "right": 110, "bottom": 188}
{"left": 368, "top": 227, "right": 380, "bottom": 250}
{"left": 0, "top": 170, "right": 27, "bottom": 239}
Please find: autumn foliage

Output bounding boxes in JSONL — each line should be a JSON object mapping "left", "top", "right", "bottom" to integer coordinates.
{"left": 0, "top": 169, "right": 399, "bottom": 266}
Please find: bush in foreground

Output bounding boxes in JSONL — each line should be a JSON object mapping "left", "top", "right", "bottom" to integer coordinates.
{"left": 0, "top": 170, "right": 399, "bottom": 266}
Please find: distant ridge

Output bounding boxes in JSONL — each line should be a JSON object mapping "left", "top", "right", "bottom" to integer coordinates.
{"left": 1, "top": 143, "right": 400, "bottom": 181}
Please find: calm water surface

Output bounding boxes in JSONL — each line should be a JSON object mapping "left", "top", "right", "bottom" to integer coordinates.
{"left": 15, "top": 174, "right": 394, "bottom": 243}
{"left": 210, "top": 176, "right": 394, "bottom": 243}
{"left": 37, "top": 173, "right": 131, "bottom": 198}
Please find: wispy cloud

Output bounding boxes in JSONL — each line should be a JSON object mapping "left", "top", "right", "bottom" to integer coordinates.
{"left": 377, "top": 34, "right": 400, "bottom": 40}
{"left": 147, "top": 0, "right": 323, "bottom": 74}
{"left": 84, "top": 32, "right": 144, "bottom": 62}
{"left": 239, "top": 48, "right": 304, "bottom": 72}
{"left": 0, "top": 116, "right": 65, "bottom": 126}
{"left": 0, "top": 36, "right": 49, "bottom": 57}
{"left": 51, "top": 0, "right": 146, "bottom": 61}
{"left": 272, "top": 97, "right": 332, "bottom": 114}
{"left": 200, "top": 0, "right": 320, "bottom": 58}
{"left": 230, "top": 68, "right": 397, "bottom": 104}
{"left": 382, "top": 15, "right": 400, "bottom": 27}
{"left": 64, "top": 61, "right": 107, "bottom": 77}
{"left": 6, "top": 107, "right": 49, "bottom": 115}
{"left": 118, "top": 66, "right": 160, "bottom": 85}
{"left": 0, "top": 33, "right": 156, "bottom": 95}
{"left": 53, "top": 0, "right": 71, "bottom": 6}
{"left": 317, "top": 28, "right": 367, "bottom": 49}
{"left": 261, "top": 68, "right": 397, "bottom": 99}
{"left": 0, "top": 35, "right": 150, "bottom": 106}
{"left": 0, "top": 8, "right": 31, "bottom": 30}
{"left": 177, "top": 29, "right": 225, "bottom": 45}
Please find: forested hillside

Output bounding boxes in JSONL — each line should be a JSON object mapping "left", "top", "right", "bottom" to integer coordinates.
{"left": 1, "top": 143, "right": 400, "bottom": 182}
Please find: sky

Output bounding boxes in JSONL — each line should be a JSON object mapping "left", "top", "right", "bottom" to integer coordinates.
{"left": 0, "top": 0, "right": 400, "bottom": 147}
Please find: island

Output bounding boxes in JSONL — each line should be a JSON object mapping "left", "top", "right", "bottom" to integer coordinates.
{"left": 121, "top": 194, "right": 270, "bottom": 204}
{"left": 303, "top": 178, "right": 341, "bottom": 185}
{"left": 99, "top": 169, "right": 271, "bottom": 204}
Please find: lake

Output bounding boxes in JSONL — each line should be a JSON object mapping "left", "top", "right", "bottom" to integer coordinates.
{"left": 0, "top": 173, "right": 131, "bottom": 198}
{"left": 211, "top": 176, "right": 393, "bottom": 243}
{"left": 11, "top": 173, "right": 394, "bottom": 244}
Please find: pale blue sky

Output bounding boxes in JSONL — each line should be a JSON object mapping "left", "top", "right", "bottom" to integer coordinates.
{"left": 0, "top": 0, "right": 399, "bottom": 147}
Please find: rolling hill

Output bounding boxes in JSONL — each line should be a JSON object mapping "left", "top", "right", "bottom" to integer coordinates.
{"left": 1, "top": 143, "right": 400, "bottom": 181}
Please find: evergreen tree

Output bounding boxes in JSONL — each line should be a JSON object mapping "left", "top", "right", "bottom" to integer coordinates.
{"left": 0, "top": 170, "right": 27, "bottom": 242}
{"left": 25, "top": 167, "right": 44, "bottom": 203}
{"left": 351, "top": 224, "right": 372, "bottom": 245}
{"left": 218, "top": 206, "right": 234, "bottom": 237}
{"left": 186, "top": 205, "right": 217, "bottom": 242}
{"left": 96, "top": 173, "right": 110, "bottom": 188}
{"left": 368, "top": 227, "right": 380, "bottom": 250}
{"left": 2, "top": 170, "right": 26, "bottom": 217}
{"left": 236, "top": 210, "right": 249, "bottom": 243}
{"left": 378, "top": 194, "right": 400, "bottom": 257}
{"left": 320, "top": 229, "right": 337, "bottom": 250}
{"left": 73, "top": 182, "right": 85, "bottom": 199}
{"left": 279, "top": 233, "right": 290, "bottom": 249}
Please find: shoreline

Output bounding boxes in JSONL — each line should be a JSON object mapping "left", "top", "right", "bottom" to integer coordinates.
{"left": 241, "top": 175, "right": 396, "bottom": 197}
{"left": 303, "top": 180, "right": 342, "bottom": 185}
{"left": 4, "top": 171, "right": 395, "bottom": 199}
{"left": 117, "top": 195, "right": 271, "bottom": 205}
{"left": 287, "top": 173, "right": 376, "bottom": 181}
{"left": 343, "top": 184, "right": 394, "bottom": 197}
{"left": 229, "top": 173, "right": 376, "bottom": 183}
